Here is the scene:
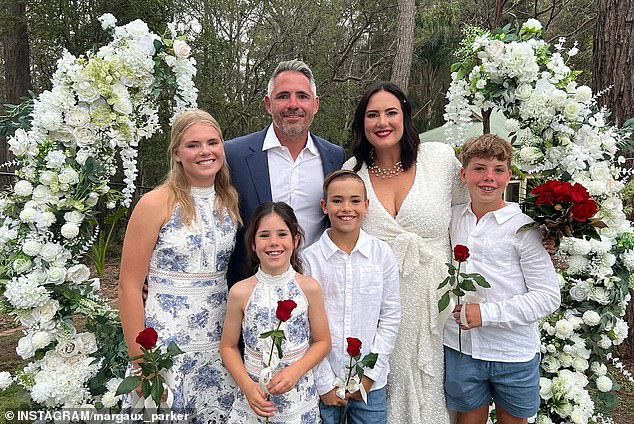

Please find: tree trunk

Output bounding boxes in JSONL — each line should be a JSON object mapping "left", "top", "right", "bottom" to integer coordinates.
{"left": 2, "top": 0, "right": 31, "bottom": 181}
{"left": 594, "top": 0, "right": 634, "bottom": 359}
{"left": 390, "top": 0, "right": 415, "bottom": 92}
{"left": 3, "top": 0, "right": 31, "bottom": 104}
{"left": 592, "top": 0, "right": 634, "bottom": 126}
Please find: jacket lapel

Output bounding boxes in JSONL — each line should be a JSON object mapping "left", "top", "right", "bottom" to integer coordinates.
{"left": 245, "top": 142, "right": 272, "bottom": 203}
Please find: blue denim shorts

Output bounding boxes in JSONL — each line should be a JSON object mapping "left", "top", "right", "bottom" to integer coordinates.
{"left": 444, "top": 346, "right": 540, "bottom": 418}
{"left": 319, "top": 386, "right": 387, "bottom": 424}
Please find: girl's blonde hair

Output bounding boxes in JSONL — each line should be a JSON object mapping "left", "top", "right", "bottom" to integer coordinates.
{"left": 162, "top": 109, "right": 241, "bottom": 226}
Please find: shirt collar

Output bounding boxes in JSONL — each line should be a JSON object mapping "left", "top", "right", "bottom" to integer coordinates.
{"left": 262, "top": 124, "right": 318, "bottom": 155}
{"left": 462, "top": 202, "right": 522, "bottom": 224}
{"left": 318, "top": 228, "right": 372, "bottom": 259}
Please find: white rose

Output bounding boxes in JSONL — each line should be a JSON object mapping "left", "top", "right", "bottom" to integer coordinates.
{"left": 45, "top": 150, "right": 67, "bottom": 169}
{"left": 515, "top": 83, "right": 533, "bottom": 100}
{"left": 66, "top": 107, "right": 91, "bottom": 127}
{"left": 31, "top": 331, "right": 52, "bottom": 350}
{"left": 22, "top": 239, "right": 42, "bottom": 256}
{"left": 77, "top": 332, "right": 98, "bottom": 354}
{"left": 546, "top": 344, "right": 556, "bottom": 353}
{"left": 39, "top": 170, "right": 57, "bottom": 186}
{"left": 75, "top": 81, "right": 101, "bottom": 103}
{"left": 67, "top": 264, "right": 91, "bottom": 283}
{"left": 523, "top": 18, "right": 543, "bottom": 32}
{"left": 124, "top": 19, "right": 150, "bottom": 37}
{"left": 173, "top": 40, "right": 192, "bottom": 59}
{"left": 57, "top": 168, "right": 79, "bottom": 185}
{"left": 31, "top": 184, "right": 51, "bottom": 203}
{"left": 541, "top": 355, "right": 560, "bottom": 373}
{"left": 558, "top": 352, "right": 573, "bottom": 367}
{"left": 73, "top": 127, "right": 95, "bottom": 148}
{"left": 596, "top": 375, "right": 613, "bottom": 392}
{"left": 19, "top": 207, "right": 37, "bottom": 223}
{"left": 39, "top": 242, "right": 61, "bottom": 262}
{"left": 61, "top": 222, "right": 80, "bottom": 239}
{"left": 47, "top": 266, "right": 67, "bottom": 284}
{"left": 551, "top": 89, "right": 568, "bottom": 108}
{"left": 16, "top": 334, "right": 35, "bottom": 359}
{"left": 64, "top": 210, "right": 85, "bottom": 224}
{"left": 56, "top": 339, "right": 81, "bottom": 358}
{"left": 32, "top": 299, "right": 60, "bottom": 322}
{"left": 12, "top": 257, "right": 32, "bottom": 274}
{"left": 113, "top": 97, "right": 133, "bottom": 115}
{"left": 563, "top": 101, "right": 581, "bottom": 121}
{"left": 85, "top": 191, "right": 99, "bottom": 207}
{"left": 536, "top": 415, "right": 554, "bottom": 424}
{"left": 572, "top": 357, "right": 589, "bottom": 372}
{"left": 28, "top": 268, "right": 48, "bottom": 284}
{"left": 582, "top": 310, "right": 601, "bottom": 326}
{"left": 575, "top": 85, "right": 593, "bottom": 103}
{"left": 539, "top": 377, "right": 553, "bottom": 399}
{"left": 519, "top": 146, "right": 543, "bottom": 163}
{"left": 569, "top": 408, "right": 585, "bottom": 424}
{"left": 0, "top": 371, "right": 12, "bottom": 390}
{"left": 14, "top": 180, "right": 33, "bottom": 197}
{"left": 485, "top": 39, "right": 505, "bottom": 60}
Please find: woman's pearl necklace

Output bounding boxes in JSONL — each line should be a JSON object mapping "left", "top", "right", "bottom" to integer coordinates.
{"left": 368, "top": 161, "right": 404, "bottom": 179}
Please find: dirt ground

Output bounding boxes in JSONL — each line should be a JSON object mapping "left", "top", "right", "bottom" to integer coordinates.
{"left": 1, "top": 262, "right": 634, "bottom": 422}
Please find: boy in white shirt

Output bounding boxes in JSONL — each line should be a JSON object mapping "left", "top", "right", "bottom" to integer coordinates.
{"left": 303, "top": 169, "right": 400, "bottom": 424}
{"left": 443, "top": 134, "right": 560, "bottom": 424}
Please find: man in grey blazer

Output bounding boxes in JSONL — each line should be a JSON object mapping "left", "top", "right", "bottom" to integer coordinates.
{"left": 225, "top": 60, "right": 346, "bottom": 287}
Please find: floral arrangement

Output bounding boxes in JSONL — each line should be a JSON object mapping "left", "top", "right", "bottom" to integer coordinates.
{"left": 521, "top": 180, "right": 605, "bottom": 246}
{"left": 334, "top": 337, "right": 378, "bottom": 424}
{"left": 116, "top": 327, "right": 184, "bottom": 410}
{"left": 259, "top": 299, "right": 297, "bottom": 423}
{"left": 0, "top": 14, "right": 197, "bottom": 408}
{"left": 443, "top": 18, "right": 633, "bottom": 424}
{"left": 438, "top": 244, "right": 491, "bottom": 355}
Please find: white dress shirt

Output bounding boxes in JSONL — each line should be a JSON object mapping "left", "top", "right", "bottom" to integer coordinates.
{"left": 443, "top": 202, "right": 560, "bottom": 362}
{"left": 303, "top": 229, "right": 401, "bottom": 395}
{"left": 263, "top": 125, "right": 325, "bottom": 247}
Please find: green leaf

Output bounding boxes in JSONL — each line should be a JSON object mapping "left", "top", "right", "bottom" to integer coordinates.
{"left": 438, "top": 292, "right": 450, "bottom": 312}
{"left": 115, "top": 376, "right": 141, "bottom": 396}
{"left": 151, "top": 378, "right": 164, "bottom": 408}
{"left": 361, "top": 352, "right": 378, "bottom": 369}
{"left": 160, "top": 358, "right": 173, "bottom": 370}
{"left": 356, "top": 364, "right": 364, "bottom": 379}
{"left": 141, "top": 378, "right": 151, "bottom": 398}
{"left": 459, "top": 279, "right": 476, "bottom": 292}
{"left": 275, "top": 338, "right": 283, "bottom": 359}
{"left": 452, "top": 288, "right": 465, "bottom": 297}
{"left": 259, "top": 330, "right": 274, "bottom": 338}
{"left": 472, "top": 274, "right": 491, "bottom": 288}
{"left": 450, "top": 63, "right": 461, "bottom": 72}
{"left": 166, "top": 341, "right": 184, "bottom": 356}
{"left": 438, "top": 276, "right": 451, "bottom": 289}
{"left": 446, "top": 263, "right": 457, "bottom": 273}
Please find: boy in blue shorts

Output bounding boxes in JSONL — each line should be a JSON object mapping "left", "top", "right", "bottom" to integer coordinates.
{"left": 443, "top": 134, "right": 560, "bottom": 424}
{"left": 303, "top": 169, "right": 400, "bottom": 424}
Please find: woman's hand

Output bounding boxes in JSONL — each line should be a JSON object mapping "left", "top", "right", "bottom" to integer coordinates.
{"left": 245, "top": 381, "right": 276, "bottom": 417}
{"left": 266, "top": 365, "right": 301, "bottom": 395}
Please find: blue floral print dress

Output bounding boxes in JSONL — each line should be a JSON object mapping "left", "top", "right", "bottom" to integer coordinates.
{"left": 140, "top": 186, "right": 237, "bottom": 422}
{"left": 227, "top": 267, "right": 321, "bottom": 424}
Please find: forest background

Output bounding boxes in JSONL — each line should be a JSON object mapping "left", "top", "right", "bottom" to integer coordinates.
{"left": 1, "top": 0, "right": 633, "bottom": 350}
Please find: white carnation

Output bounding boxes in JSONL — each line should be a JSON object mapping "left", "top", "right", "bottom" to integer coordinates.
{"left": 100, "top": 390, "right": 118, "bottom": 408}
{"left": 567, "top": 255, "right": 589, "bottom": 275}
{"left": 554, "top": 319, "right": 574, "bottom": 339}
{"left": 598, "top": 335, "right": 612, "bottom": 349}
{"left": 582, "top": 310, "right": 601, "bottom": 326}
{"left": 19, "top": 207, "right": 37, "bottom": 223}
{"left": 523, "top": 18, "right": 542, "bottom": 31}
{"left": 60, "top": 222, "right": 80, "bottom": 239}
{"left": 0, "top": 371, "right": 12, "bottom": 390}
{"left": 22, "top": 239, "right": 43, "bottom": 256}
{"left": 14, "top": 180, "right": 33, "bottom": 197}
{"left": 591, "top": 362, "right": 607, "bottom": 376}
{"left": 596, "top": 375, "right": 612, "bottom": 392}
{"left": 31, "top": 331, "right": 52, "bottom": 350}
{"left": 45, "top": 150, "right": 67, "bottom": 169}
{"left": 621, "top": 250, "right": 634, "bottom": 271}
{"left": 32, "top": 299, "right": 60, "bottom": 323}
{"left": 575, "top": 85, "right": 593, "bottom": 103}
{"left": 539, "top": 377, "right": 553, "bottom": 399}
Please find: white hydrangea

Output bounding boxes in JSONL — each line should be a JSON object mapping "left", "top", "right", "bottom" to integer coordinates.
{"left": 5, "top": 276, "right": 50, "bottom": 309}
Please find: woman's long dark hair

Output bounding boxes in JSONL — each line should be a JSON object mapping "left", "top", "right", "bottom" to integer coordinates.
{"left": 351, "top": 81, "right": 420, "bottom": 172}
{"left": 245, "top": 202, "right": 304, "bottom": 275}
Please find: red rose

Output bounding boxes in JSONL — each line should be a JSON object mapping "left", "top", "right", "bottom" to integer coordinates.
{"left": 453, "top": 245, "right": 470, "bottom": 262}
{"left": 569, "top": 183, "right": 590, "bottom": 203}
{"left": 346, "top": 337, "right": 362, "bottom": 357}
{"left": 552, "top": 181, "right": 571, "bottom": 202}
{"left": 571, "top": 199, "right": 598, "bottom": 222}
{"left": 136, "top": 327, "right": 158, "bottom": 350}
{"left": 276, "top": 299, "right": 298, "bottom": 322}
{"left": 535, "top": 193, "right": 555, "bottom": 206}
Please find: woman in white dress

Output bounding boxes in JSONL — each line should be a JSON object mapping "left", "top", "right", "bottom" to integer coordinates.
{"left": 342, "top": 82, "right": 468, "bottom": 424}
{"left": 119, "top": 110, "right": 241, "bottom": 422}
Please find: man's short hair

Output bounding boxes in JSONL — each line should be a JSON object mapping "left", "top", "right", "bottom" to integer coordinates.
{"left": 460, "top": 134, "right": 514, "bottom": 167}
{"left": 267, "top": 59, "right": 317, "bottom": 97}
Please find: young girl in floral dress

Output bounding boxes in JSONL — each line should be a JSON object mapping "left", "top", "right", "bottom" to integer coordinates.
{"left": 220, "top": 202, "right": 330, "bottom": 423}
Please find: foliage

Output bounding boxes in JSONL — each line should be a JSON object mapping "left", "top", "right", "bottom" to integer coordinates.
{"left": 88, "top": 207, "right": 128, "bottom": 276}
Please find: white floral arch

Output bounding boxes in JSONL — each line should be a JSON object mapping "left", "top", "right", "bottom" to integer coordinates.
{"left": 0, "top": 14, "right": 197, "bottom": 408}
{"left": 443, "top": 19, "right": 633, "bottom": 424}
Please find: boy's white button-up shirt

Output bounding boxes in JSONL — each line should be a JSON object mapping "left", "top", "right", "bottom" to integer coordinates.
{"left": 303, "top": 229, "right": 400, "bottom": 395}
{"left": 443, "top": 202, "right": 561, "bottom": 362}
{"left": 263, "top": 125, "right": 325, "bottom": 247}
